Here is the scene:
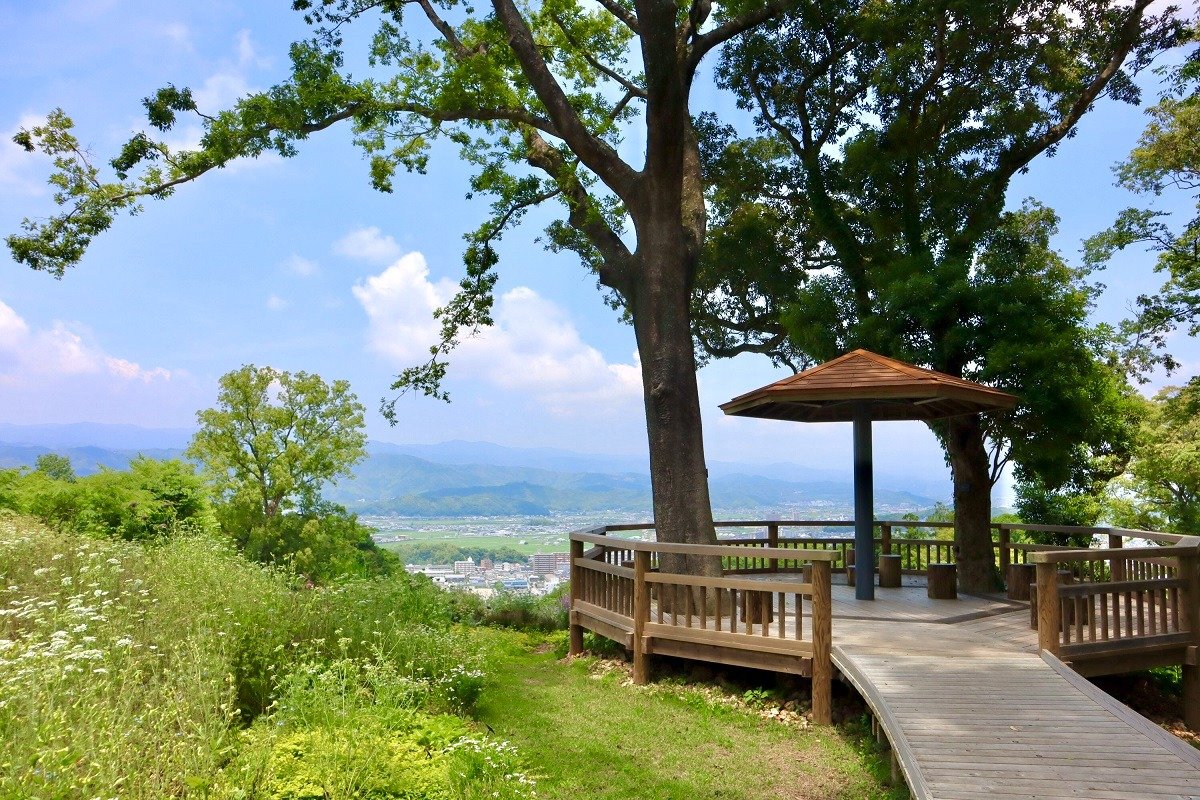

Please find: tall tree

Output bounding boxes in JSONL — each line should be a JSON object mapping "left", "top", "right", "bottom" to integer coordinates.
{"left": 188, "top": 365, "right": 367, "bottom": 519}
{"left": 1084, "top": 32, "right": 1200, "bottom": 376}
{"left": 1107, "top": 379, "right": 1200, "bottom": 534}
{"left": 7, "top": 0, "right": 806, "bottom": 562}
{"left": 695, "top": 0, "right": 1179, "bottom": 590}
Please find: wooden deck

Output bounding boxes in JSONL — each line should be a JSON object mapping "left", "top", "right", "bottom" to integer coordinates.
{"left": 568, "top": 521, "right": 1200, "bottom": 799}
{"left": 830, "top": 604, "right": 1200, "bottom": 799}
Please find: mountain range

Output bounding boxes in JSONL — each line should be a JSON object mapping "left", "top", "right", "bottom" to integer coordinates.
{"left": 0, "top": 422, "right": 946, "bottom": 517}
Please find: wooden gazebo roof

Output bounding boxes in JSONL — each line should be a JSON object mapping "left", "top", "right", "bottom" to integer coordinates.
{"left": 720, "top": 349, "right": 1018, "bottom": 423}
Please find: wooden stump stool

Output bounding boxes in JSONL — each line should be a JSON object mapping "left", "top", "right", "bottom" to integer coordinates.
{"left": 926, "top": 563, "right": 957, "bottom": 599}
{"left": 1007, "top": 563, "right": 1036, "bottom": 601}
{"left": 878, "top": 554, "right": 902, "bottom": 588}
{"left": 846, "top": 565, "right": 856, "bottom": 587}
{"left": 739, "top": 590, "right": 774, "bottom": 625}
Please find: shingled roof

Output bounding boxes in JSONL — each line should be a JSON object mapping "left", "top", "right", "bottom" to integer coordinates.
{"left": 720, "top": 349, "right": 1018, "bottom": 423}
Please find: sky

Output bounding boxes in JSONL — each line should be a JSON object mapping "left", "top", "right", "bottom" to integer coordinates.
{"left": 1, "top": 1, "right": 1196, "bottom": 505}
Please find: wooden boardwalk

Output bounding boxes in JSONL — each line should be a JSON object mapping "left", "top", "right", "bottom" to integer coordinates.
{"left": 832, "top": 608, "right": 1200, "bottom": 800}
{"left": 568, "top": 523, "right": 1200, "bottom": 799}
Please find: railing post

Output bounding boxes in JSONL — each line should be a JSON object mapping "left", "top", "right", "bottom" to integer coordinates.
{"left": 880, "top": 523, "right": 892, "bottom": 557}
{"left": 1109, "top": 533, "right": 1125, "bottom": 582}
{"left": 632, "top": 549, "right": 651, "bottom": 685}
{"left": 568, "top": 536, "right": 584, "bottom": 656}
{"left": 768, "top": 523, "right": 779, "bottom": 573}
{"left": 1180, "top": 550, "right": 1200, "bottom": 731}
{"left": 811, "top": 559, "right": 832, "bottom": 725}
{"left": 1036, "top": 561, "right": 1062, "bottom": 657}
{"left": 998, "top": 525, "right": 1010, "bottom": 577}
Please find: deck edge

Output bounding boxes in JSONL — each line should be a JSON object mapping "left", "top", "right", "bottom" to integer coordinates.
{"left": 831, "top": 644, "right": 933, "bottom": 800}
{"left": 1040, "top": 649, "right": 1200, "bottom": 769}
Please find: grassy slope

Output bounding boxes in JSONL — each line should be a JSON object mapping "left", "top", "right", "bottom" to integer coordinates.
{"left": 475, "top": 632, "right": 905, "bottom": 800}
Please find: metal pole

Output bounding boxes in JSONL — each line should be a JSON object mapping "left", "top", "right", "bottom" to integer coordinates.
{"left": 853, "top": 402, "right": 875, "bottom": 600}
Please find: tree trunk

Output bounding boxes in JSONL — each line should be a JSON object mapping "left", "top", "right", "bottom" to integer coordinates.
{"left": 629, "top": 224, "right": 719, "bottom": 578}
{"left": 945, "top": 414, "right": 998, "bottom": 592}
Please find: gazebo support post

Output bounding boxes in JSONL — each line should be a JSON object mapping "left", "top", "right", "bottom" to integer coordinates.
{"left": 853, "top": 402, "right": 875, "bottom": 601}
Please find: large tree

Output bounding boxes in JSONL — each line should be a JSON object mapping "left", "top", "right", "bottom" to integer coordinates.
{"left": 1084, "top": 33, "right": 1200, "bottom": 375}
{"left": 188, "top": 365, "right": 368, "bottom": 519}
{"left": 7, "top": 0, "right": 811, "bottom": 563}
{"left": 1107, "top": 379, "right": 1200, "bottom": 534}
{"left": 693, "top": 0, "right": 1178, "bottom": 590}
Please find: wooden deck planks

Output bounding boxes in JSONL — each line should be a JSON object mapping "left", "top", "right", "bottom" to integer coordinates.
{"left": 833, "top": 622, "right": 1200, "bottom": 800}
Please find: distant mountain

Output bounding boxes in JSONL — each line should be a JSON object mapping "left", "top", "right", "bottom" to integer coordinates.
{"left": 0, "top": 423, "right": 945, "bottom": 515}
{"left": 0, "top": 422, "right": 192, "bottom": 451}
{"left": 0, "top": 443, "right": 185, "bottom": 474}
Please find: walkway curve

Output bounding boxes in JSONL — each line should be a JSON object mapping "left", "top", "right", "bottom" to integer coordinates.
{"left": 832, "top": 616, "right": 1200, "bottom": 800}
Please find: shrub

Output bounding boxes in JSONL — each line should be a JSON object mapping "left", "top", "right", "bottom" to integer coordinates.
{"left": 482, "top": 585, "right": 570, "bottom": 632}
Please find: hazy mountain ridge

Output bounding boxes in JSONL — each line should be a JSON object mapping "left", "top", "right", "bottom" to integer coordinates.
{"left": 0, "top": 423, "right": 946, "bottom": 516}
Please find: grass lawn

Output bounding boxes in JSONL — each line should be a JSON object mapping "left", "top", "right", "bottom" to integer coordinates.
{"left": 475, "top": 631, "right": 906, "bottom": 800}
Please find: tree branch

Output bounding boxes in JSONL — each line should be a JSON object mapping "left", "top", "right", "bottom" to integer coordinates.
{"left": 523, "top": 129, "right": 634, "bottom": 295}
{"left": 492, "top": 0, "right": 638, "bottom": 199}
{"left": 688, "top": 0, "right": 789, "bottom": 72}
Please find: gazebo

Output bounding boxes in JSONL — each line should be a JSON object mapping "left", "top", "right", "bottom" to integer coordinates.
{"left": 720, "top": 349, "right": 1017, "bottom": 600}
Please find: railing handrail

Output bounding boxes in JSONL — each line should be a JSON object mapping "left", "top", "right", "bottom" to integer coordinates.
{"left": 1031, "top": 544, "right": 1200, "bottom": 563}
{"left": 569, "top": 530, "right": 840, "bottom": 561}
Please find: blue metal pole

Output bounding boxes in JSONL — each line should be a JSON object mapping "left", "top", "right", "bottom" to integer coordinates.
{"left": 853, "top": 402, "right": 875, "bottom": 600}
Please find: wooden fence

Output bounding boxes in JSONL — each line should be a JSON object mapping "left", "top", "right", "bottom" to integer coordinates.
{"left": 569, "top": 520, "right": 1200, "bottom": 728}
{"left": 569, "top": 527, "right": 838, "bottom": 724}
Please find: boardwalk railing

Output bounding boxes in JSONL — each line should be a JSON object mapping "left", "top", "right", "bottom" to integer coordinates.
{"left": 568, "top": 525, "right": 837, "bottom": 723}
{"left": 1031, "top": 531, "right": 1200, "bottom": 690}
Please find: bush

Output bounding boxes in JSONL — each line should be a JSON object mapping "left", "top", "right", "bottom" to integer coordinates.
{"left": 213, "top": 655, "right": 535, "bottom": 800}
{"left": 0, "top": 456, "right": 216, "bottom": 541}
{"left": 482, "top": 585, "right": 570, "bottom": 633}
{"left": 0, "top": 516, "right": 511, "bottom": 797}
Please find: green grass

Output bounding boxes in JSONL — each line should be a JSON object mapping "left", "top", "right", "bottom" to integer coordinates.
{"left": 474, "top": 631, "right": 906, "bottom": 800}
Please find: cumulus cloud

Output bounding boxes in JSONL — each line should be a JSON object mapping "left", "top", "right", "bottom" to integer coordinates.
{"left": 0, "top": 298, "right": 176, "bottom": 386}
{"left": 351, "top": 252, "right": 454, "bottom": 363}
{"left": 282, "top": 254, "right": 318, "bottom": 277}
{"left": 352, "top": 251, "right": 642, "bottom": 415}
{"left": 334, "top": 226, "right": 403, "bottom": 264}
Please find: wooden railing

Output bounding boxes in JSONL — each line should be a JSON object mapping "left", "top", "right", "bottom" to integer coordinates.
{"left": 1031, "top": 532, "right": 1200, "bottom": 721}
{"left": 569, "top": 525, "right": 837, "bottom": 724}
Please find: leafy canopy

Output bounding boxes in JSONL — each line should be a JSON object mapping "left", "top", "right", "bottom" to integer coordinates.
{"left": 1107, "top": 379, "right": 1200, "bottom": 534}
{"left": 1084, "top": 33, "right": 1200, "bottom": 377}
{"left": 187, "top": 365, "right": 368, "bottom": 519}
{"left": 694, "top": 0, "right": 1175, "bottom": 488}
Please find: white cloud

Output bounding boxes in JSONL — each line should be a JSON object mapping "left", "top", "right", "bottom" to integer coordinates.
{"left": 335, "top": 226, "right": 403, "bottom": 264}
{"left": 266, "top": 294, "right": 289, "bottom": 311}
{"left": 0, "top": 298, "right": 176, "bottom": 386}
{"left": 352, "top": 250, "right": 642, "bottom": 415}
{"left": 160, "top": 22, "right": 192, "bottom": 53}
{"left": 0, "top": 114, "right": 49, "bottom": 196}
{"left": 282, "top": 254, "right": 318, "bottom": 277}
{"left": 351, "top": 252, "right": 454, "bottom": 363}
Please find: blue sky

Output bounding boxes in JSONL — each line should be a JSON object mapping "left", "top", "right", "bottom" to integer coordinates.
{"left": 1, "top": 2, "right": 1196, "bottom": 503}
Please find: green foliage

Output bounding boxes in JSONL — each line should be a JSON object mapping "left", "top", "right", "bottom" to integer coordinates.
{"left": 189, "top": 365, "right": 367, "bottom": 519}
{"left": 218, "top": 499, "right": 396, "bottom": 584}
{"left": 1107, "top": 379, "right": 1200, "bottom": 533}
{"left": 389, "top": 540, "right": 530, "bottom": 565}
{"left": 697, "top": 2, "right": 1180, "bottom": 509}
{"left": 1085, "top": 35, "right": 1200, "bottom": 375}
{"left": 34, "top": 452, "right": 76, "bottom": 481}
{"left": 482, "top": 585, "right": 570, "bottom": 632}
{"left": 0, "top": 515, "right": 519, "bottom": 798}
{"left": 0, "top": 456, "right": 216, "bottom": 541}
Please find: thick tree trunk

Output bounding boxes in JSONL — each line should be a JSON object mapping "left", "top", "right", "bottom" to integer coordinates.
{"left": 945, "top": 414, "right": 999, "bottom": 593}
{"left": 629, "top": 225, "right": 719, "bottom": 578}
